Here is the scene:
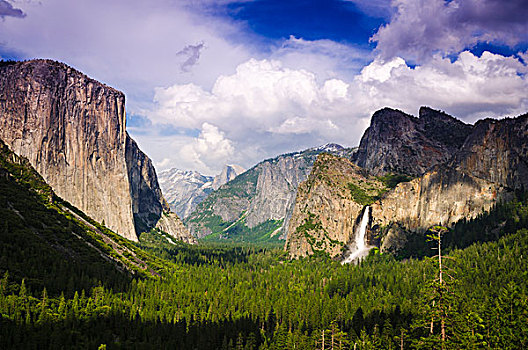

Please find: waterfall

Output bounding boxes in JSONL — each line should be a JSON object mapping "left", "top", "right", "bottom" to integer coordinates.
{"left": 342, "top": 206, "right": 372, "bottom": 264}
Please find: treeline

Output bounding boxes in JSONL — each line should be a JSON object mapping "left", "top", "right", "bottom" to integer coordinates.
{"left": 1, "top": 226, "right": 528, "bottom": 348}
{"left": 1, "top": 137, "right": 528, "bottom": 348}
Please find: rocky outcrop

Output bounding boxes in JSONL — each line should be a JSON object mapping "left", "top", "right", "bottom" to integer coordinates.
{"left": 156, "top": 212, "right": 197, "bottom": 244}
{"left": 371, "top": 167, "right": 507, "bottom": 252}
{"left": 286, "top": 108, "right": 527, "bottom": 258}
{"left": 372, "top": 113, "right": 527, "bottom": 252}
{"left": 212, "top": 164, "right": 245, "bottom": 190}
{"left": 158, "top": 168, "right": 214, "bottom": 219}
{"left": 185, "top": 144, "right": 356, "bottom": 240}
{"left": 0, "top": 59, "right": 192, "bottom": 242}
{"left": 125, "top": 134, "right": 191, "bottom": 242}
{"left": 285, "top": 153, "right": 384, "bottom": 258}
{"left": 353, "top": 107, "right": 473, "bottom": 176}
{"left": 451, "top": 115, "right": 528, "bottom": 190}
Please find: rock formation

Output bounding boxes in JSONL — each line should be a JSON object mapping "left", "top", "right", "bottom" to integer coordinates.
{"left": 185, "top": 144, "right": 356, "bottom": 240}
{"left": 353, "top": 107, "right": 473, "bottom": 176}
{"left": 285, "top": 153, "right": 384, "bottom": 258}
{"left": 287, "top": 108, "right": 527, "bottom": 258}
{"left": 158, "top": 168, "right": 214, "bottom": 219}
{"left": 0, "top": 59, "right": 192, "bottom": 242}
{"left": 212, "top": 164, "right": 245, "bottom": 190}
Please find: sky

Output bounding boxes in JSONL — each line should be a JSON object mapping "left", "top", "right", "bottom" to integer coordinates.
{"left": 1, "top": 0, "right": 527, "bottom": 175}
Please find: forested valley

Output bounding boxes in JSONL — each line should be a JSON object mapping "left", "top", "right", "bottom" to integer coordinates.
{"left": 2, "top": 140, "right": 528, "bottom": 349}
{"left": 1, "top": 135, "right": 528, "bottom": 349}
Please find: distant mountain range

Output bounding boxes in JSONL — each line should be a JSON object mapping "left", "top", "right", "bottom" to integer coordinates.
{"left": 158, "top": 164, "right": 245, "bottom": 219}
{"left": 183, "top": 144, "right": 356, "bottom": 244}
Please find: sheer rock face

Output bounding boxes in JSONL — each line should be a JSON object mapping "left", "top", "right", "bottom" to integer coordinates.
{"left": 353, "top": 107, "right": 473, "bottom": 177}
{"left": 371, "top": 167, "right": 507, "bottom": 252}
{"left": 185, "top": 144, "right": 355, "bottom": 239}
{"left": 212, "top": 165, "right": 245, "bottom": 190}
{"left": 451, "top": 115, "right": 528, "bottom": 190}
{"left": 372, "top": 113, "right": 527, "bottom": 252}
{"left": 286, "top": 108, "right": 527, "bottom": 257}
{"left": 0, "top": 60, "right": 191, "bottom": 242}
{"left": 244, "top": 154, "right": 313, "bottom": 231}
{"left": 286, "top": 154, "right": 384, "bottom": 258}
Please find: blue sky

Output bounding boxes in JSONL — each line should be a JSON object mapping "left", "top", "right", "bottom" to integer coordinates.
{"left": 1, "top": 0, "right": 527, "bottom": 174}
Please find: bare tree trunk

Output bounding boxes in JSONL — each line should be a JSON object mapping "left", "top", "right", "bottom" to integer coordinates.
{"left": 438, "top": 229, "right": 446, "bottom": 350}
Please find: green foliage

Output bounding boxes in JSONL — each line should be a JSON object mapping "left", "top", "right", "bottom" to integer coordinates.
{"left": 377, "top": 173, "right": 413, "bottom": 189}
{"left": 201, "top": 218, "right": 284, "bottom": 247}
{"left": 348, "top": 183, "right": 377, "bottom": 206}
{"left": 1, "top": 139, "right": 528, "bottom": 348}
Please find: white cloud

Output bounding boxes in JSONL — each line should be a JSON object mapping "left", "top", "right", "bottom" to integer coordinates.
{"left": 0, "top": 0, "right": 254, "bottom": 109}
{"left": 146, "top": 51, "right": 528, "bottom": 173}
{"left": 372, "top": 0, "right": 528, "bottom": 62}
{"left": 271, "top": 36, "right": 372, "bottom": 81}
{"left": 178, "top": 123, "right": 235, "bottom": 174}
{"left": 356, "top": 51, "right": 528, "bottom": 121}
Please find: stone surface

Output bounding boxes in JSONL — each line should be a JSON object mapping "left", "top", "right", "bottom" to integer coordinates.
{"left": 353, "top": 107, "right": 473, "bottom": 176}
{"left": 185, "top": 144, "right": 356, "bottom": 239}
{"left": 285, "top": 153, "right": 384, "bottom": 258}
{"left": 286, "top": 108, "right": 527, "bottom": 257}
{"left": 0, "top": 60, "right": 192, "bottom": 242}
{"left": 212, "top": 165, "right": 245, "bottom": 190}
{"left": 371, "top": 167, "right": 507, "bottom": 252}
{"left": 156, "top": 212, "right": 197, "bottom": 244}
{"left": 158, "top": 168, "right": 213, "bottom": 219}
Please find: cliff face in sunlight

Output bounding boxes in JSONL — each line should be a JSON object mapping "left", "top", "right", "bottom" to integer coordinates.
{"left": 287, "top": 107, "right": 527, "bottom": 257}
{"left": 285, "top": 153, "right": 384, "bottom": 258}
{"left": 0, "top": 60, "right": 193, "bottom": 243}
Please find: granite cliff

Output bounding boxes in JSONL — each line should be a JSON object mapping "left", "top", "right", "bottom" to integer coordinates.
{"left": 0, "top": 60, "right": 192, "bottom": 243}
{"left": 185, "top": 144, "right": 355, "bottom": 242}
{"left": 353, "top": 107, "right": 473, "bottom": 176}
{"left": 212, "top": 165, "right": 245, "bottom": 190}
{"left": 287, "top": 108, "right": 527, "bottom": 258}
{"left": 285, "top": 153, "right": 384, "bottom": 258}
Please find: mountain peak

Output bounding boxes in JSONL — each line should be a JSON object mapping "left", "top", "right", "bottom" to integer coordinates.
{"left": 212, "top": 164, "right": 245, "bottom": 190}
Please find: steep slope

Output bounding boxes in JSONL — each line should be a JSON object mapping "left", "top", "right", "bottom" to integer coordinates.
{"left": 158, "top": 168, "right": 214, "bottom": 219}
{"left": 372, "top": 113, "right": 528, "bottom": 252}
{"left": 0, "top": 59, "right": 192, "bottom": 242}
{"left": 353, "top": 107, "right": 473, "bottom": 176}
{"left": 286, "top": 108, "right": 527, "bottom": 258}
{"left": 185, "top": 144, "right": 355, "bottom": 241}
{"left": 0, "top": 139, "right": 166, "bottom": 294}
{"left": 285, "top": 153, "right": 385, "bottom": 258}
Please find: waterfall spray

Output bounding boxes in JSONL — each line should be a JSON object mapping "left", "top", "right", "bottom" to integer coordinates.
{"left": 342, "top": 206, "right": 372, "bottom": 264}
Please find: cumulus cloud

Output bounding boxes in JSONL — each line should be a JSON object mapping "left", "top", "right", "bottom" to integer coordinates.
{"left": 145, "top": 50, "right": 528, "bottom": 172}
{"left": 372, "top": 0, "right": 528, "bottom": 62}
{"left": 178, "top": 123, "right": 235, "bottom": 174}
{"left": 356, "top": 50, "right": 528, "bottom": 120}
{"left": 0, "top": 0, "right": 25, "bottom": 18}
{"left": 151, "top": 58, "right": 363, "bottom": 135}
{"left": 147, "top": 58, "right": 370, "bottom": 171}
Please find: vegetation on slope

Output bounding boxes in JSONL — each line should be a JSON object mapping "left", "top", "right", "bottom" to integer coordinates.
{"left": 1, "top": 139, "right": 527, "bottom": 349}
